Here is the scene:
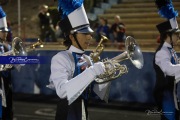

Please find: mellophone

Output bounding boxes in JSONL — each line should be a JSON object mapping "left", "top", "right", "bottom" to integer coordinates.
{"left": 85, "top": 35, "right": 144, "bottom": 84}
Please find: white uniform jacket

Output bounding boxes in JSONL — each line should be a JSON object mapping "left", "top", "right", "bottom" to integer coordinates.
{"left": 49, "top": 45, "right": 111, "bottom": 104}
{"left": 155, "top": 42, "right": 180, "bottom": 83}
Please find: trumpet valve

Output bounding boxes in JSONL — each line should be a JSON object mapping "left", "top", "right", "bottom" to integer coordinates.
{"left": 102, "top": 58, "right": 109, "bottom": 62}
{"left": 90, "top": 52, "right": 100, "bottom": 63}
{"left": 119, "top": 65, "right": 128, "bottom": 74}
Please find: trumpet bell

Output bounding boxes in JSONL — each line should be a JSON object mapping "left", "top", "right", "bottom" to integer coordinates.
{"left": 125, "top": 36, "right": 144, "bottom": 69}
{"left": 12, "top": 37, "right": 27, "bottom": 56}
{"left": 30, "top": 38, "right": 44, "bottom": 49}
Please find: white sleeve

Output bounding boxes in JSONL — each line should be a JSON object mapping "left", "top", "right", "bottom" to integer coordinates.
{"left": 49, "top": 53, "right": 71, "bottom": 99}
{"left": 65, "top": 67, "right": 97, "bottom": 104}
{"left": 50, "top": 52, "right": 105, "bottom": 104}
{"left": 155, "top": 49, "right": 180, "bottom": 82}
{"left": 65, "top": 62, "right": 105, "bottom": 105}
{"left": 93, "top": 82, "right": 111, "bottom": 103}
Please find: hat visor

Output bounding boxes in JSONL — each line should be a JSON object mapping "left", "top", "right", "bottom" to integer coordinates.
{"left": 0, "top": 27, "right": 9, "bottom": 32}
{"left": 76, "top": 26, "right": 94, "bottom": 33}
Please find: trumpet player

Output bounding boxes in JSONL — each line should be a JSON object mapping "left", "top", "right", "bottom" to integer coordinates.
{"left": 49, "top": 1, "right": 111, "bottom": 120}
{"left": 0, "top": 6, "right": 13, "bottom": 120}
{"left": 153, "top": 0, "right": 180, "bottom": 119}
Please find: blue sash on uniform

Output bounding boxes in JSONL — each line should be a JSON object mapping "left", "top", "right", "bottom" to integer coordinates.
{"left": 72, "top": 52, "right": 90, "bottom": 100}
{"left": 168, "top": 47, "right": 178, "bottom": 65}
{"left": 64, "top": 52, "right": 90, "bottom": 120}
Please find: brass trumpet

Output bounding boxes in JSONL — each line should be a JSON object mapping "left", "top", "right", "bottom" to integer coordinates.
{"left": 1, "top": 38, "right": 44, "bottom": 56}
{"left": 95, "top": 36, "right": 144, "bottom": 84}
{"left": 90, "top": 35, "right": 108, "bottom": 63}
{"left": 29, "top": 38, "right": 44, "bottom": 49}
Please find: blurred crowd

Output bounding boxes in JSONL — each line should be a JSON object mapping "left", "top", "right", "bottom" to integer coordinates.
{"left": 93, "top": 15, "right": 126, "bottom": 48}
{"left": 37, "top": 3, "right": 126, "bottom": 49}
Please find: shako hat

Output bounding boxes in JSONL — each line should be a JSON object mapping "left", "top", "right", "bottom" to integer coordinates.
{"left": 57, "top": 0, "right": 93, "bottom": 36}
{"left": 155, "top": 0, "right": 180, "bottom": 34}
{"left": 0, "top": 6, "right": 8, "bottom": 32}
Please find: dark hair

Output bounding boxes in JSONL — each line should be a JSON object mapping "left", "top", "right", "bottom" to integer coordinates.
{"left": 156, "top": 32, "right": 171, "bottom": 52}
{"left": 63, "top": 35, "right": 72, "bottom": 47}
{"left": 160, "top": 33, "right": 168, "bottom": 43}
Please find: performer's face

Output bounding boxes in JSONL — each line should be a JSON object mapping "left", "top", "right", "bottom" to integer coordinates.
{"left": 0, "top": 31, "right": 8, "bottom": 42}
{"left": 71, "top": 33, "right": 92, "bottom": 49}
{"left": 172, "top": 32, "right": 180, "bottom": 45}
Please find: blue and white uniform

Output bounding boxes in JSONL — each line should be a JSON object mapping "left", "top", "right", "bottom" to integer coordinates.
{"left": 0, "top": 41, "right": 13, "bottom": 119}
{"left": 49, "top": 45, "right": 111, "bottom": 120}
{"left": 154, "top": 42, "right": 180, "bottom": 120}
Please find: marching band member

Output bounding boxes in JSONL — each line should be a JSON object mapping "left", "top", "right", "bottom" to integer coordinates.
{"left": 153, "top": 0, "right": 180, "bottom": 119}
{"left": 49, "top": 0, "right": 111, "bottom": 120}
{"left": 0, "top": 6, "right": 13, "bottom": 120}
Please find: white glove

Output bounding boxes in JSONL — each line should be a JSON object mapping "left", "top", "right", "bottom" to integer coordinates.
{"left": 90, "top": 62, "right": 105, "bottom": 76}
{"left": 65, "top": 61, "right": 105, "bottom": 105}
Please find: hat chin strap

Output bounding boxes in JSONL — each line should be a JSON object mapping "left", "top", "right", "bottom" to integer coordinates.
{"left": 73, "top": 34, "right": 84, "bottom": 51}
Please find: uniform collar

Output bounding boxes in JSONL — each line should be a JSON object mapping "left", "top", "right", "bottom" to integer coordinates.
{"left": 68, "top": 45, "right": 85, "bottom": 54}
{"left": 163, "top": 42, "right": 172, "bottom": 48}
